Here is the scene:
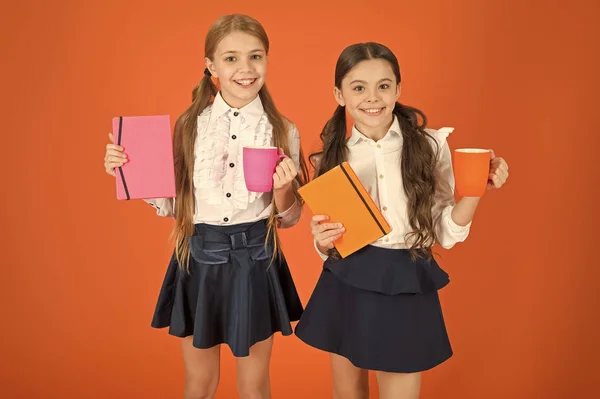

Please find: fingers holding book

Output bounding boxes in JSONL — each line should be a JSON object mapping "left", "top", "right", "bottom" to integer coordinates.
{"left": 311, "top": 215, "right": 345, "bottom": 250}
{"left": 104, "top": 132, "right": 128, "bottom": 176}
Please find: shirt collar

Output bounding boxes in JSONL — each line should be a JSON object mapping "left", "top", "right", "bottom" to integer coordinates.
{"left": 208, "top": 92, "right": 265, "bottom": 130}
{"left": 347, "top": 115, "right": 402, "bottom": 147}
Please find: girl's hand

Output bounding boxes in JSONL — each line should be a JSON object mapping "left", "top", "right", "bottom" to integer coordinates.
{"left": 104, "top": 132, "right": 128, "bottom": 176}
{"left": 487, "top": 150, "right": 509, "bottom": 190}
{"left": 273, "top": 154, "right": 298, "bottom": 191}
{"left": 310, "top": 215, "right": 345, "bottom": 251}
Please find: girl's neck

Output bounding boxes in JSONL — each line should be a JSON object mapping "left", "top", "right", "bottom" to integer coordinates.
{"left": 355, "top": 117, "right": 394, "bottom": 142}
{"left": 220, "top": 91, "right": 259, "bottom": 109}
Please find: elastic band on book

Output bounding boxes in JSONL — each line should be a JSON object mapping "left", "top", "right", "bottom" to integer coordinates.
{"left": 339, "top": 163, "right": 386, "bottom": 236}
{"left": 117, "top": 116, "right": 131, "bottom": 200}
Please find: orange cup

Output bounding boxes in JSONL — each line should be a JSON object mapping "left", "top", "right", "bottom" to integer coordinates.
{"left": 453, "top": 149, "right": 491, "bottom": 197}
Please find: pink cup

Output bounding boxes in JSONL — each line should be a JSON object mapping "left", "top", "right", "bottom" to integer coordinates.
{"left": 243, "top": 146, "right": 287, "bottom": 192}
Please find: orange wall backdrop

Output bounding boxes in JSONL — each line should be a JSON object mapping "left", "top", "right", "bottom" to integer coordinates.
{"left": 1, "top": 0, "right": 599, "bottom": 398}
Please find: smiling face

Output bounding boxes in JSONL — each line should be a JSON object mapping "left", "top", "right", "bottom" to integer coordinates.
{"left": 205, "top": 30, "right": 267, "bottom": 109}
{"left": 334, "top": 58, "right": 400, "bottom": 138}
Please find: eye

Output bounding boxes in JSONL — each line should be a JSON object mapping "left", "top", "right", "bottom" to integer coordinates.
{"left": 352, "top": 86, "right": 364, "bottom": 92}
{"left": 380, "top": 84, "right": 390, "bottom": 89}
{"left": 225, "top": 56, "right": 236, "bottom": 62}
{"left": 251, "top": 54, "right": 262, "bottom": 60}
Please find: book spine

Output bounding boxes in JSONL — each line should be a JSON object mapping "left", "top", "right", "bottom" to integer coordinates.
{"left": 339, "top": 163, "right": 387, "bottom": 235}
{"left": 116, "top": 116, "right": 131, "bottom": 200}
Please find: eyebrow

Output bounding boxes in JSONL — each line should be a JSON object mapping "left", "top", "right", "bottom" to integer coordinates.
{"left": 349, "top": 78, "right": 393, "bottom": 85}
{"left": 220, "top": 49, "right": 265, "bottom": 56}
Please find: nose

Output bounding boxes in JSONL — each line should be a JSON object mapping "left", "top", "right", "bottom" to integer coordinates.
{"left": 237, "top": 58, "right": 252, "bottom": 73}
{"left": 365, "top": 88, "right": 380, "bottom": 103}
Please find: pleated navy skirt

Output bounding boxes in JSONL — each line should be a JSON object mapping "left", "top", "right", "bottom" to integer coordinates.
{"left": 151, "top": 219, "right": 303, "bottom": 357}
{"left": 295, "top": 245, "right": 453, "bottom": 373}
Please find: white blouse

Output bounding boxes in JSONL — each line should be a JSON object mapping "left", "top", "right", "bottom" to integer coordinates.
{"left": 146, "top": 92, "right": 302, "bottom": 228}
{"left": 316, "top": 116, "right": 471, "bottom": 260}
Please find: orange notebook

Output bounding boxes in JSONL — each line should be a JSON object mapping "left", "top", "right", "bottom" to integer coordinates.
{"left": 298, "top": 162, "right": 392, "bottom": 258}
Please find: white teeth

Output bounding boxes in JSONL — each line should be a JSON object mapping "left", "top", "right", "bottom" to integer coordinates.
{"left": 236, "top": 79, "right": 255, "bottom": 86}
{"left": 364, "top": 108, "right": 382, "bottom": 114}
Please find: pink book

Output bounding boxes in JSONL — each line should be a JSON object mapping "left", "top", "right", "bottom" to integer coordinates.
{"left": 112, "top": 115, "right": 176, "bottom": 200}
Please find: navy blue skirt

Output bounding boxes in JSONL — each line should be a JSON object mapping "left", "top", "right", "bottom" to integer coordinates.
{"left": 295, "top": 245, "right": 453, "bottom": 373}
{"left": 151, "top": 219, "right": 303, "bottom": 357}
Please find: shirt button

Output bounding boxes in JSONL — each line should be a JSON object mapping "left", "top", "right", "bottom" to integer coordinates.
{"left": 232, "top": 135, "right": 237, "bottom": 140}
{"left": 229, "top": 162, "right": 235, "bottom": 168}
{"left": 384, "top": 238, "right": 389, "bottom": 242}
{"left": 377, "top": 144, "right": 381, "bottom": 148}
{"left": 223, "top": 217, "right": 229, "bottom": 222}
{"left": 226, "top": 193, "right": 231, "bottom": 198}
{"left": 382, "top": 206, "right": 388, "bottom": 211}
{"left": 379, "top": 174, "right": 384, "bottom": 179}
{"left": 233, "top": 111, "right": 239, "bottom": 117}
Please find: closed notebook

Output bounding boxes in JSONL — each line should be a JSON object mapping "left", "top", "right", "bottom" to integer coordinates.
{"left": 298, "top": 161, "right": 392, "bottom": 258}
{"left": 112, "top": 115, "right": 176, "bottom": 200}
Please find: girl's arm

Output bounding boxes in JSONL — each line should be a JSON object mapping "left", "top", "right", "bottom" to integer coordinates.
{"left": 432, "top": 133, "right": 509, "bottom": 248}
{"left": 431, "top": 132, "right": 473, "bottom": 249}
{"left": 273, "top": 124, "right": 302, "bottom": 229}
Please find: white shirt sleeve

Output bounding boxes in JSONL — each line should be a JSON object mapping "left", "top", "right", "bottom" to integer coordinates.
{"left": 144, "top": 198, "right": 175, "bottom": 218}
{"left": 429, "top": 128, "right": 471, "bottom": 249}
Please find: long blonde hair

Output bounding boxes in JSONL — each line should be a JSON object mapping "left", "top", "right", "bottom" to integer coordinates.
{"left": 171, "top": 14, "right": 309, "bottom": 270}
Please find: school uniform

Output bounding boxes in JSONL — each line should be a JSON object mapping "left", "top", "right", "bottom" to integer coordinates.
{"left": 294, "top": 117, "right": 471, "bottom": 373}
{"left": 147, "top": 93, "right": 304, "bottom": 357}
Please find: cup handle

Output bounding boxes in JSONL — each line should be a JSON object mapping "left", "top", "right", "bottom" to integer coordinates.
{"left": 277, "top": 149, "right": 288, "bottom": 161}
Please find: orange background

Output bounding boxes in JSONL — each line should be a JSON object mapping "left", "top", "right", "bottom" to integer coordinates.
{"left": 1, "top": 0, "right": 598, "bottom": 398}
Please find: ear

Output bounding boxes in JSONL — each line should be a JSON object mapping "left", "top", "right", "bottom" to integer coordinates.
{"left": 205, "top": 57, "right": 218, "bottom": 78}
{"left": 395, "top": 83, "right": 401, "bottom": 101}
{"left": 333, "top": 86, "right": 345, "bottom": 107}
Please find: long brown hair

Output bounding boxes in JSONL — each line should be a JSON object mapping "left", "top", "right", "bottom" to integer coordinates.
{"left": 172, "top": 14, "right": 309, "bottom": 270}
{"left": 309, "top": 42, "right": 439, "bottom": 259}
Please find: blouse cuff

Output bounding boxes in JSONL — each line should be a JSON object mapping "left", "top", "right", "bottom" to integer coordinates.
{"left": 437, "top": 205, "right": 471, "bottom": 248}
{"left": 314, "top": 238, "right": 330, "bottom": 261}
{"left": 276, "top": 198, "right": 302, "bottom": 229}
{"left": 144, "top": 198, "right": 174, "bottom": 218}
{"left": 443, "top": 205, "right": 471, "bottom": 236}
